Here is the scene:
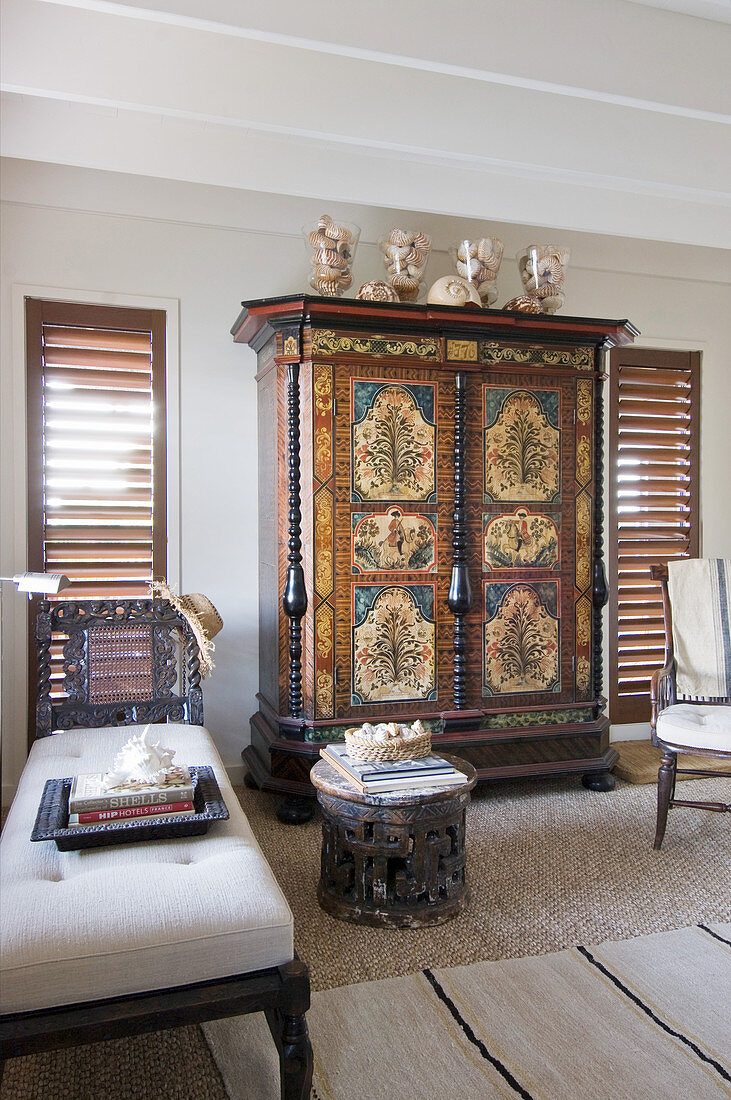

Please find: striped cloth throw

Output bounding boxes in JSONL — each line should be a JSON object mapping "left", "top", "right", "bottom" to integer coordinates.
{"left": 668, "top": 558, "right": 731, "bottom": 698}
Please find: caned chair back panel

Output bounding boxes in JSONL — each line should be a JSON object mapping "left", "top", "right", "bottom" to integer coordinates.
{"left": 87, "top": 624, "right": 155, "bottom": 704}
{"left": 35, "top": 599, "right": 203, "bottom": 737}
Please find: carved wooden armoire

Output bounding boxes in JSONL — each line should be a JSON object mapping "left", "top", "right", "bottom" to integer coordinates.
{"left": 232, "top": 296, "right": 637, "bottom": 819}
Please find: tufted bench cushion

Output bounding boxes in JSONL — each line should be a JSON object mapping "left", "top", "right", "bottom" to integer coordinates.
{"left": 0, "top": 724, "right": 293, "bottom": 1015}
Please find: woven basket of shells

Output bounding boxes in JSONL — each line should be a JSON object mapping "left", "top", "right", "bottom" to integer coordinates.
{"left": 344, "top": 719, "right": 432, "bottom": 762}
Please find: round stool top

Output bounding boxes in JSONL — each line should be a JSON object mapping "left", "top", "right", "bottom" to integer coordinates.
{"left": 311, "top": 752, "right": 477, "bottom": 807}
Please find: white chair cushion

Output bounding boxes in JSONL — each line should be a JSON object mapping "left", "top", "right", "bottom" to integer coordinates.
{"left": 0, "top": 724, "right": 293, "bottom": 1015}
{"left": 656, "top": 703, "right": 731, "bottom": 753}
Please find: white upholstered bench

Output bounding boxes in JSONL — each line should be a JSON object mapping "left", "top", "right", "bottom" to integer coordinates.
{"left": 0, "top": 725, "right": 312, "bottom": 1097}
{"left": 0, "top": 726, "right": 309, "bottom": 1095}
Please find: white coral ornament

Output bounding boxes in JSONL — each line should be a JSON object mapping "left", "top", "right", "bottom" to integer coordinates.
{"left": 102, "top": 725, "right": 177, "bottom": 790}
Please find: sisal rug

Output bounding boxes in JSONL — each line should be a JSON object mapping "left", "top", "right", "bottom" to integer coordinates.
{"left": 2, "top": 774, "right": 729, "bottom": 1098}
{"left": 204, "top": 922, "right": 731, "bottom": 1100}
{"left": 613, "top": 738, "right": 730, "bottom": 785}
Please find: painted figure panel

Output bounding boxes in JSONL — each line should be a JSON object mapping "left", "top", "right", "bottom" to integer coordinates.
{"left": 352, "top": 509, "right": 437, "bottom": 573}
{"left": 484, "top": 387, "right": 560, "bottom": 503}
{"left": 351, "top": 380, "right": 436, "bottom": 502}
{"left": 352, "top": 584, "right": 436, "bottom": 705}
{"left": 484, "top": 581, "right": 560, "bottom": 696}
{"left": 483, "top": 508, "right": 560, "bottom": 570}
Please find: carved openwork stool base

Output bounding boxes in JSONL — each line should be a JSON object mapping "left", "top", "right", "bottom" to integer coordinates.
{"left": 311, "top": 756, "right": 476, "bottom": 928}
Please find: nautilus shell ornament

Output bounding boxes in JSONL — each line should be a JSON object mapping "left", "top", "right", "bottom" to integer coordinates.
{"left": 452, "top": 237, "right": 504, "bottom": 305}
{"left": 517, "top": 245, "right": 570, "bottom": 314}
{"left": 378, "top": 228, "right": 432, "bottom": 301}
{"left": 355, "top": 280, "right": 400, "bottom": 302}
{"left": 304, "top": 215, "right": 360, "bottom": 297}
{"left": 427, "top": 275, "right": 482, "bottom": 307}
{"left": 502, "top": 295, "right": 544, "bottom": 313}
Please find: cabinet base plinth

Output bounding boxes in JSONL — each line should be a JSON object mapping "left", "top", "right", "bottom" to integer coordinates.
{"left": 245, "top": 708, "right": 618, "bottom": 813}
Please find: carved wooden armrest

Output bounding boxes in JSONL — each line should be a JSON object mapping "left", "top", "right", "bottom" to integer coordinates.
{"left": 651, "top": 660, "right": 676, "bottom": 735}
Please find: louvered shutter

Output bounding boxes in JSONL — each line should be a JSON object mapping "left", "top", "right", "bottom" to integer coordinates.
{"left": 608, "top": 348, "right": 700, "bottom": 723}
{"left": 26, "top": 300, "right": 167, "bottom": 601}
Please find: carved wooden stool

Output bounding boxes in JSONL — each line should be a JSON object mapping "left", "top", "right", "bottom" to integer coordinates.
{"left": 310, "top": 755, "right": 477, "bottom": 928}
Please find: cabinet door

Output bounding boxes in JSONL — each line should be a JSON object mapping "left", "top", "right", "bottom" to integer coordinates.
{"left": 330, "top": 362, "right": 455, "bottom": 719}
{"left": 478, "top": 372, "right": 591, "bottom": 707}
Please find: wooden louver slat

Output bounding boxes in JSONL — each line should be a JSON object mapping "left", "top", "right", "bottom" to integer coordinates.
{"left": 608, "top": 349, "right": 700, "bottom": 725}
{"left": 26, "top": 299, "right": 167, "bottom": 605}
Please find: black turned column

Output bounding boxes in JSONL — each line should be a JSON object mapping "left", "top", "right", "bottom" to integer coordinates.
{"left": 282, "top": 362, "right": 308, "bottom": 718}
{"left": 582, "top": 348, "right": 615, "bottom": 793}
{"left": 592, "top": 350, "right": 609, "bottom": 700}
{"left": 278, "top": 362, "right": 314, "bottom": 825}
{"left": 448, "top": 370, "right": 472, "bottom": 709}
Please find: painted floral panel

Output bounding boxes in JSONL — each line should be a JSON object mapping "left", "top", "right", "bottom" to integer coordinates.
{"left": 483, "top": 508, "right": 560, "bottom": 570}
{"left": 352, "top": 509, "right": 437, "bottom": 573}
{"left": 352, "top": 584, "right": 436, "bottom": 705}
{"left": 484, "top": 581, "right": 560, "bottom": 696}
{"left": 484, "top": 387, "right": 560, "bottom": 503}
{"left": 351, "top": 381, "right": 436, "bottom": 502}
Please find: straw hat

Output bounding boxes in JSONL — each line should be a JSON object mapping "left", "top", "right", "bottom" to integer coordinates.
{"left": 152, "top": 582, "right": 223, "bottom": 678}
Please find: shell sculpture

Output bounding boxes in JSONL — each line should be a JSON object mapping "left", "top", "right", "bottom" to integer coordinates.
{"left": 455, "top": 237, "right": 504, "bottom": 305}
{"left": 355, "top": 280, "right": 400, "bottom": 302}
{"left": 427, "top": 275, "right": 482, "bottom": 307}
{"left": 518, "top": 245, "right": 570, "bottom": 314}
{"left": 379, "top": 228, "right": 431, "bottom": 302}
{"left": 502, "top": 295, "right": 544, "bottom": 313}
{"left": 102, "top": 725, "right": 181, "bottom": 790}
{"left": 307, "top": 214, "right": 357, "bottom": 296}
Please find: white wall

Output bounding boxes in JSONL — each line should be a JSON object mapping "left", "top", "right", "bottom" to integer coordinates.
{"left": 1, "top": 158, "right": 730, "bottom": 800}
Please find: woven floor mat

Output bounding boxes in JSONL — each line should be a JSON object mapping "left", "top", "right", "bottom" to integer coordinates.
{"left": 3, "top": 772, "right": 729, "bottom": 1099}
{"left": 613, "top": 738, "right": 731, "bottom": 784}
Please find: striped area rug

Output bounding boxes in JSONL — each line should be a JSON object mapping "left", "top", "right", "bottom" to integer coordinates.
{"left": 204, "top": 923, "right": 731, "bottom": 1100}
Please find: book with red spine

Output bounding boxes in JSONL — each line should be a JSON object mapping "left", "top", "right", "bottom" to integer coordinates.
{"left": 68, "top": 768, "right": 195, "bottom": 814}
{"left": 67, "top": 800, "right": 195, "bottom": 825}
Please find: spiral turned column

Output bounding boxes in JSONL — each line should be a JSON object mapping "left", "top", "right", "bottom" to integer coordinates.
{"left": 35, "top": 599, "right": 54, "bottom": 737}
{"left": 282, "top": 362, "right": 308, "bottom": 717}
{"left": 448, "top": 371, "right": 472, "bottom": 709}
{"left": 592, "top": 350, "right": 609, "bottom": 702}
{"left": 185, "top": 625, "right": 204, "bottom": 724}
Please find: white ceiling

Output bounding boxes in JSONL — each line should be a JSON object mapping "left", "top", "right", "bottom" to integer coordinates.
{"left": 2, "top": 0, "right": 730, "bottom": 247}
{"left": 621, "top": 0, "right": 731, "bottom": 21}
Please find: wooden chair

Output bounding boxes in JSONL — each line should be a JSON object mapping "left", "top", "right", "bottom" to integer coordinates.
{"left": 1, "top": 598, "right": 313, "bottom": 1099}
{"left": 34, "top": 596, "right": 204, "bottom": 736}
{"left": 650, "top": 561, "right": 731, "bottom": 849}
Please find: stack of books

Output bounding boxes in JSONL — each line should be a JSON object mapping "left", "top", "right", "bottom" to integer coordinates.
{"left": 67, "top": 768, "right": 197, "bottom": 827}
{"left": 319, "top": 743, "right": 466, "bottom": 794}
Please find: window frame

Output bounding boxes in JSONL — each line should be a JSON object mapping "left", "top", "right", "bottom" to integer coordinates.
{"left": 607, "top": 346, "right": 701, "bottom": 725}
{"left": 25, "top": 298, "right": 168, "bottom": 596}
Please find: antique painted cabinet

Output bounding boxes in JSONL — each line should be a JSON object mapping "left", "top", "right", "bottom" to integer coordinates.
{"left": 232, "top": 296, "right": 637, "bottom": 819}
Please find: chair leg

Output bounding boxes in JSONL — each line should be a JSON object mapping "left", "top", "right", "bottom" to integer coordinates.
{"left": 654, "top": 748, "right": 676, "bottom": 850}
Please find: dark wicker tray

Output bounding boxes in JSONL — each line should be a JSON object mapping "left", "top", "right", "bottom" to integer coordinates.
{"left": 31, "top": 766, "right": 229, "bottom": 851}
